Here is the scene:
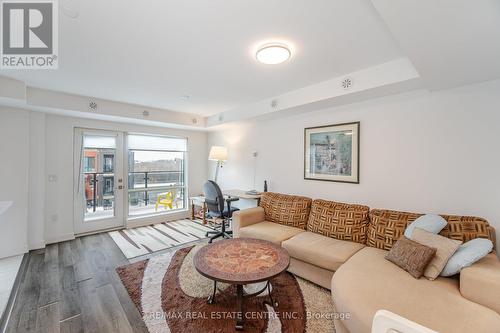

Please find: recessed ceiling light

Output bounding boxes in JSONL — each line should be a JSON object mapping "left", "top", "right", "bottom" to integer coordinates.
{"left": 180, "top": 95, "right": 190, "bottom": 101}
{"left": 256, "top": 43, "right": 291, "bottom": 65}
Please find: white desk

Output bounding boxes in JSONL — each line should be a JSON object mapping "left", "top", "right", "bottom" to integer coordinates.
{"left": 224, "top": 189, "right": 261, "bottom": 210}
{"left": 189, "top": 189, "right": 262, "bottom": 223}
{"left": 223, "top": 189, "right": 262, "bottom": 201}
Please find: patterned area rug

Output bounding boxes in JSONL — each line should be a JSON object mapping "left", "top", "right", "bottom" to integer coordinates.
{"left": 109, "top": 219, "right": 213, "bottom": 259}
{"left": 116, "top": 244, "right": 336, "bottom": 333}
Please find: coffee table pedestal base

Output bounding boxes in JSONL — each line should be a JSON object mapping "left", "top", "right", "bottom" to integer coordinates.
{"left": 236, "top": 284, "right": 245, "bottom": 330}
{"left": 207, "top": 280, "right": 275, "bottom": 330}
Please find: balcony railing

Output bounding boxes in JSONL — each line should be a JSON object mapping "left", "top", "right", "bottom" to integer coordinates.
{"left": 84, "top": 172, "right": 115, "bottom": 213}
{"left": 84, "top": 170, "right": 185, "bottom": 216}
{"left": 128, "top": 170, "right": 185, "bottom": 207}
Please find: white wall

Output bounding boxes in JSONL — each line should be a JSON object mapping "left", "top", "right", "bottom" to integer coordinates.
{"left": 28, "top": 112, "right": 46, "bottom": 249}
{"left": 208, "top": 79, "right": 500, "bottom": 251}
{"left": 0, "top": 108, "right": 29, "bottom": 257}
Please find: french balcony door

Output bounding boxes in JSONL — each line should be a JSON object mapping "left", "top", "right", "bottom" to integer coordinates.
{"left": 74, "top": 129, "right": 125, "bottom": 234}
{"left": 74, "top": 130, "right": 188, "bottom": 234}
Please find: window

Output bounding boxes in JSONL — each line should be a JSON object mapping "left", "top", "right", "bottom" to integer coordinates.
{"left": 103, "top": 154, "right": 114, "bottom": 172}
{"left": 84, "top": 156, "right": 95, "bottom": 172}
{"left": 103, "top": 177, "right": 114, "bottom": 195}
{"left": 127, "top": 134, "right": 187, "bottom": 216}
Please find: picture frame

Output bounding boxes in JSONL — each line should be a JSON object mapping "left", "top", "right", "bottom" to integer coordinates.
{"left": 304, "top": 121, "right": 360, "bottom": 183}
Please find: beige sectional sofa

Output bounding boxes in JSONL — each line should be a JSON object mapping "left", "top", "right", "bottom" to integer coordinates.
{"left": 232, "top": 192, "right": 500, "bottom": 333}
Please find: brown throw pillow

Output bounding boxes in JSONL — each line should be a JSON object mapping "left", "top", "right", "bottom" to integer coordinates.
{"left": 411, "top": 228, "right": 462, "bottom": 280}
{"left": 385, "top": 237, "right": 437, "bottom": 279}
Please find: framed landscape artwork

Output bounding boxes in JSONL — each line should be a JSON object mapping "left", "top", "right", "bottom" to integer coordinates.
{"left": 304, "top": 122, "right": 360, "bottom": 183}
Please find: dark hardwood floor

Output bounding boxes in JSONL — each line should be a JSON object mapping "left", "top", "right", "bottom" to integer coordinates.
{"left": 5, "top": 232, "right": 202, "bottom": 333}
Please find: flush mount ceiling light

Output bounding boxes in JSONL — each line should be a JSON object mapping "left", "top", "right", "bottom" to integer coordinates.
{"left": 256, "top": 43, "right": 291, "bottom": 65}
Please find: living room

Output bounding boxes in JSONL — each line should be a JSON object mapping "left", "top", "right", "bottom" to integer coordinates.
{"left": 0, "top": 1, "right": 499, "bottom": 333}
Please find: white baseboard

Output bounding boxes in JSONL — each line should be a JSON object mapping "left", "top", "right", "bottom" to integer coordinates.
{"left": 44, "top": 233, "right": 75, "bottom": 245}
{"left": 0, "top": 246, "right": 28, "bottom": 259}
{"left": 28, "top": 241, "right": 46, "bottom": 250}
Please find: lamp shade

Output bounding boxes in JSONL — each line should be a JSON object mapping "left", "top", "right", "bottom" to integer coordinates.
{"left": 208, "top": 146, "right": 228, "bottom": 161}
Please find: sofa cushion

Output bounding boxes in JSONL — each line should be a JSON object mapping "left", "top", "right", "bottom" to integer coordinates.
{"left": 287, "top": 257, "right": 334, "bottom": 290}
{"left": 259, "top": 192, "right": 312, "bottom": 229}
{"left": 306, "top": 199, "right": 370, "bottom": 244}
{"left": 439, "top": 215, "right": 494, "bottom": 245}
{"left": 332, "top": 247, "right": 500, "bottom": 333}
{"left": 367, "top": 209, "right": 495, "bottom": 251}
{"left": 238, "top": 221, "right": 305, "bottom": 244}
{"left": 282, "top": 232, "right": 365, "bottom": 271}
{"left": 460, "top": 253, "right": 500, "bottom": 314}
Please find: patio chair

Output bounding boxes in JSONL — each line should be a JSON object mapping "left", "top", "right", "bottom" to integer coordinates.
{"left": 155, "top": 190, "right": 179, "bottom": 211}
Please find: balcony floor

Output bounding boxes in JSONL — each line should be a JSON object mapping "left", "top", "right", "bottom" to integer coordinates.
{"left": 85, "top": 204, "right": 186, "bottom": 221}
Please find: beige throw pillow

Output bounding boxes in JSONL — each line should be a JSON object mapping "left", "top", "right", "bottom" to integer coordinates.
{"left": 385, "top": 237, "right": 437, "bottom": 279}
{"left": 412, "top": 228, "right": 462, "bottom": 280}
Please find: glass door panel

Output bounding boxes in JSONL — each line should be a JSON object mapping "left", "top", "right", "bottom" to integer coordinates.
{"left": 83, "top": 146, "right": 116, "bottom": 221}
{"left": 74, "top": 129, "right": 124, "bottom": 234}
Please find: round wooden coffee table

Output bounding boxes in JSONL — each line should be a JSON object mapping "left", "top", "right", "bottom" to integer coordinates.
{"left": 194, "top": 238, "right": 290, "bottom": 330}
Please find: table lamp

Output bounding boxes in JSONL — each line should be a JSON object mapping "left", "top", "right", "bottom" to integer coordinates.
{"left": 208, "top": 146, "right": 228, "bottom": 183}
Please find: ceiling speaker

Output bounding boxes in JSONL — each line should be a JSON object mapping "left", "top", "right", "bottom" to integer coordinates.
{"left": 89, "top": 101, "right": 97, "bottom": 111}
{"left": 341, "top": 77, "right": 353, "bottom": 90}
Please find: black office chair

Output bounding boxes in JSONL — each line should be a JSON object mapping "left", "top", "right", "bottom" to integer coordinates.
{"left": 203, "top": 180, "right": 239, "bottom": 243}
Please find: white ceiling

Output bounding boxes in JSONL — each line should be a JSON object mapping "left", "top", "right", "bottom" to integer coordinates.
{"left": 371, "top": 0, "right": 500, "bottom": 90}
{"left": 2, "top": 0, "right": 500, "bottom": 123}
{"left": 1, "top": 0, "right": 402, "bottom": 116}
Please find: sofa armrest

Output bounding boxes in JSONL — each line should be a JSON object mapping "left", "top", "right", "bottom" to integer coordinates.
{"left": 232, "top": 207, "right": 265, "bottom": 238}
{"left": 460, "top": 253, "right": 500, "bottom": 314}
